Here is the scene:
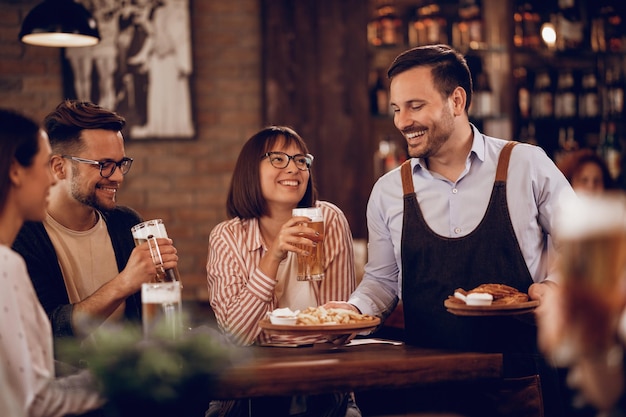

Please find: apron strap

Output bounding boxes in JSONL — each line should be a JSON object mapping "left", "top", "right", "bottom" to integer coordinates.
{"left": 495, "top": 141, "right": 519, "bottom": 182}
{"left": 401, "top": 159, "right": 413, "bottom": 196}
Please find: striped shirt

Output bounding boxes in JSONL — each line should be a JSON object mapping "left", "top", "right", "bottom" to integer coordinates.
{"left": 206, "top": 201, "right": 356, "bottom": 346}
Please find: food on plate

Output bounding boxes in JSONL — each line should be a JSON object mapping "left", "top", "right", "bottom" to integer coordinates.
{"left": 451, "top": 283, "right": 529, "bottom": 306}
{"left": 295, "top": 306, "right": 377, "bottom": 325}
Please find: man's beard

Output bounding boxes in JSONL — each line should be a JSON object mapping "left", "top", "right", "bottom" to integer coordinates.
{"left": 70, "top": 170, "right": 114, "bottom": 212}
{"left": 408, "top": 104, "right": 455, "bottom": 159}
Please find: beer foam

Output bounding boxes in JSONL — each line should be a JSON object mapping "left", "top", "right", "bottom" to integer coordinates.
{"left": 142, "top": 282, "right": 181, "bottom": 303}
{"left": 556, "top": 193, "right": 626, "bottom": 239}
{"left": 292, "top": 208, "right": 323, "bottom": 222}
{"left": 132, "top": 220, "right": 168, "bottom": 240}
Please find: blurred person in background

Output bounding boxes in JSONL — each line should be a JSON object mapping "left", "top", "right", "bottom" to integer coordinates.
{"left": 12, "top": 100, "right": 178, "bottom": 341}
{"left": 0, "top": 108, "right": 103, "bottom": 416}
{"left": 557, "top": 148, "right": 616, "bottom": 195}
{"left": 206, "top": 126, "right": 360, "bottom": 417}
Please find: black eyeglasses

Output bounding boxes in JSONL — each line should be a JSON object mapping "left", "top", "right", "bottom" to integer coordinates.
{"left": 262, "top": 152, "right": 313, "bottom": 171}
{"left": 62, "top": 155, "right": 134, "bottom": 178}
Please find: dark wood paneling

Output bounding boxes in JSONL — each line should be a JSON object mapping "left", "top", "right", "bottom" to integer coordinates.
{"left": 262, "top": 0, "right": 373, "bottom": 239}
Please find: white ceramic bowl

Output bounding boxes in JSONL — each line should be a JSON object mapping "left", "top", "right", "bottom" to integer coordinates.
{"left": 269, "top": 315, "right": 297, "bottom": 325}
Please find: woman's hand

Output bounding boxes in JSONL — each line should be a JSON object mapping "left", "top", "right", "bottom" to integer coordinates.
{"left": 266, "top": 215, "right": 321, "bottom": 262}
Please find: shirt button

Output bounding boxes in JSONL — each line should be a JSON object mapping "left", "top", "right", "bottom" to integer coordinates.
{"left": 452, "top": 188, "right": 458, "bottom": 194}
{"left": 454, "top": 227, "right": 462, "bottom": 234}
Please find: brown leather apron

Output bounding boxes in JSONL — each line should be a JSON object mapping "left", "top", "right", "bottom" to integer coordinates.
{"left": 399, "top": 141, "right": 560, "bottom": 417}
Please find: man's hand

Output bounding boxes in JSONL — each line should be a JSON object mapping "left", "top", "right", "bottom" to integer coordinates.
{"left": 528, "top": 280, "right": 557, "bottom": 302}
{"left": 120, "top": 238, "right": 178, "bottom": 293}
{"left": 322, "top": 301, "right": 360, "bottom": 313}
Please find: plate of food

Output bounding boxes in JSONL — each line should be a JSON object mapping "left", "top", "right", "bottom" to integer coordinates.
{"left": 444, "top": 283, "right": 539, "bottom": 316}
{"left": 259, "top": 306, "right": 381, "bottom": 335}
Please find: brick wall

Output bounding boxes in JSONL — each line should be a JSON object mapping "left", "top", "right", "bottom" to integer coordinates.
{"left": 0, "top": 0, "right": 262, "bottom": 300}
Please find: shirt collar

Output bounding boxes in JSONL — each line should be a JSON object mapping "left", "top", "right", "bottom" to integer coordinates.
{"left": 469, "top": 123, "right": 485, "bottom": 163}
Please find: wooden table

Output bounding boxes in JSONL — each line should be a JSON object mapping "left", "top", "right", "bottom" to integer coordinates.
{"left": 211, "top": 339, "right": 503, "bottom": 399}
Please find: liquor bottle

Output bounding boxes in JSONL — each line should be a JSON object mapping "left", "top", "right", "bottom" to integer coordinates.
{"left": 599, "top": 121, "right": 621, "bottom": 180}
{"left": 555, "top": 0, "right": 584, "bottom": 51}
{"left": 520, "top": 2, "right": 541, "bottom": 49}
{"left": 369, "top": 69, "right": 390, "bottom": 116}
{"left": 604, "top": 60, "right": 625, "bottom": 119}
{"left": 513, "top": 4, "right": 524, "bottom": 48}
{"left": 514, "top": 67, "right": 532, "bottom": 120}
{"left": 531, "top": 71, "right": 553, "bottom": 119}
{"left": 602, "top": 5, "right": 624, "bottom": 53}
{"left": 368, "top": 2, "right": 402, "bottom": 47}
{"left": 555, "top": 126, "right": 579, "bottom": 167}
{"left": 453, "top": 0, "right": 483, "bottom": 50}
{"left": 578, "top": 72, "right": 600, "bottom": 119}
{"left": 408, "top": 3, "right": 447, "bottom": 47}
{"left": 592, "top": 4, "right": 624, "bottom": 53}
{"left": 554, "top": 70, "right": 577, "bottom": 120}
{"left": 472, "top": 70, "right": 493, "bottom": 118}
{"left": 373, "top": 138, "right": 403, "bottom": 178}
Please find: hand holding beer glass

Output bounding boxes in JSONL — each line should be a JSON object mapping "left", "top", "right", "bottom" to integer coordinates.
{"left": 544, "top": 194, "right": 626, "bottom": 365}
{"left": 542, "top": 193, "right": 626, "bottom": 412}
{"left": 131, "top": 219, "right": 182, "bottom": 339}
{"left": 292, "top": 207, "right": 325, "bottom": 281}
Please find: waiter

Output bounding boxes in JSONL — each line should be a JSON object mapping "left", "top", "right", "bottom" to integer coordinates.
{"left": 326, "top": 44, "right": 576, "bottom": 417}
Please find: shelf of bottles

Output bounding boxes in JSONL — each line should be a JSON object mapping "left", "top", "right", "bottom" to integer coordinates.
{"left": 512, "top": 0, "right": 626, "bottom": 184}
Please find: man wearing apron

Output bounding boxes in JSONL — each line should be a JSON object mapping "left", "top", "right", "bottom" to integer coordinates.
{"left": 326, "top": 45, "right": 577, "bottom": 417}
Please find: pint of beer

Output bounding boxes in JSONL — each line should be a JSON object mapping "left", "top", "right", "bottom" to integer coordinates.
{"left": 292, "top": 207, "right": 325, "bottom": 281}
{"left": 553, "top": 193, "right": 626, "bottom": 360}
{"left": 141, "top": 281, "right": 182, "bottom": 340}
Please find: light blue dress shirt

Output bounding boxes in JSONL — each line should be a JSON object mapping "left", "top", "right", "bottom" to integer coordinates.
{"left": 350, "top": 125, "right": 576, "bottom": 317}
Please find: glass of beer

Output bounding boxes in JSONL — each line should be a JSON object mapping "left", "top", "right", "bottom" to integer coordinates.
{"left": 553, "top": 193, "right": 626, "bottom": 362}
{"left": 141, "top": 281, "right": 182, "bottom": 340}
{"left": 292, "top": 207, "right": 325, "bottom": 281}
{"left": 131, "top": 219, "right": 181, "bottom": 283}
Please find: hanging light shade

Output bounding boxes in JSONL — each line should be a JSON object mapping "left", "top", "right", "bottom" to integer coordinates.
{"left": 19, "top": 0, "right": 100, "bottom": 47}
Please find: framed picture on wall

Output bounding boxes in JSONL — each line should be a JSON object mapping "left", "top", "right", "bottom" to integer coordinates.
{"left": 62, "top": 0, "right": 195, "bottom": 141}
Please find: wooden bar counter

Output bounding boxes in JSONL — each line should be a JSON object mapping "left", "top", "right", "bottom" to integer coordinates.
{"left": 211, "top": 339, "right": 503, "bottom": 399}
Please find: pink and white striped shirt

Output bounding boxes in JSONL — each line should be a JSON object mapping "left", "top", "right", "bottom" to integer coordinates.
{"left": 206, "top": 201, "right": 356, "bottom": 346}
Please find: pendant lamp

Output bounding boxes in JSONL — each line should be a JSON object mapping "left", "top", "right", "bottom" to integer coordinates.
{"left": 19, "top": 0, "right": 100, "bottom": 47}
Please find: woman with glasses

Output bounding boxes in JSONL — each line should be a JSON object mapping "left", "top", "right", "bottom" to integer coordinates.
{"left": 206, "top": 126, "right": 360, "bottom": 417}
{"left": 0, "top": 108, "right": 103, "bottom": 416}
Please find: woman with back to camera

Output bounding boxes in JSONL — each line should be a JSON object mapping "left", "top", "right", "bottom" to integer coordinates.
{"left": 0, "top": 108, "right": 103, "bottom": 417}
{"left": 206, "top": 126, "right": 360, "bottom": 417}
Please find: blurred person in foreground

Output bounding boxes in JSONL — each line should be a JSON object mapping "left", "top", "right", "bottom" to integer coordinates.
{"left": 325, "top": 44, "right": 577, "bottom": 417}
{"left": 558, "top": 148, "right": 616, "bottom": 195}
{"left": 12, "top": 100, "right": 178, "bottom": 341}
{"left": 206, "top": 126, "right": 360, "bottom": 417}
{"left": 536, "top": 189, "right": 626, "bottom": 416}
{"left": 0, "top": 108, "right": 103, "bottom": 416}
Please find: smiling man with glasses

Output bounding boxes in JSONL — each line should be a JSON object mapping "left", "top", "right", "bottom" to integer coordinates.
{"left": 13, "top": 100, "right": 179, "bottom": 341}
